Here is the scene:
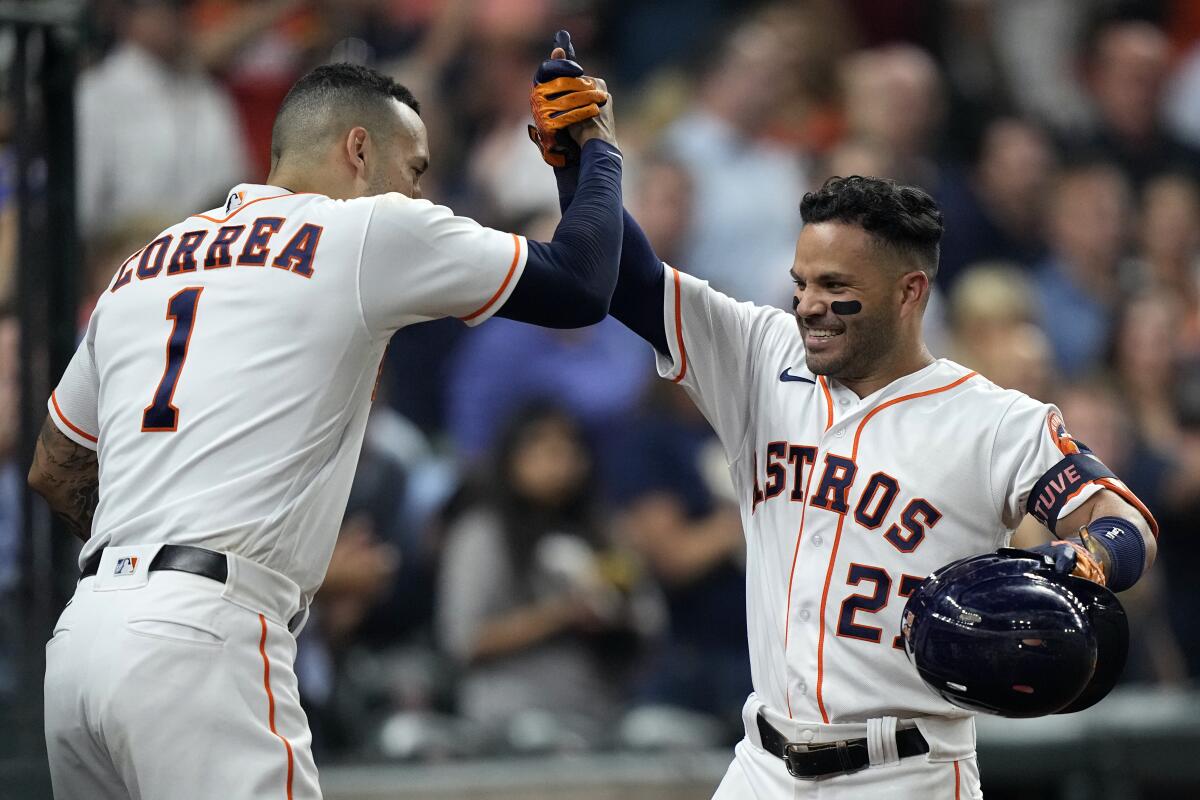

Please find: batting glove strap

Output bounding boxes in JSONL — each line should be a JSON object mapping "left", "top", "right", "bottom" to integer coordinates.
{"left": 1085, "top": 516, "right": 1146, "bottom": 593}
{"left": 1027, "top": 540, "right": 1106, "bottom": 585}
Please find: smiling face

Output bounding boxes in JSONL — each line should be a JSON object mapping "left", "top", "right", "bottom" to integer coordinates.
{"left": 791, "top": 222, "right": 929, "bottom": 381}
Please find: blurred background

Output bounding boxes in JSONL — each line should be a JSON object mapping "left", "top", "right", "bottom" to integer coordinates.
{"left": 2, "top": 0, "right": 1200, "bottom": 798}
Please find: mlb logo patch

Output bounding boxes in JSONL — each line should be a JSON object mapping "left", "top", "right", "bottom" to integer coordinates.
{"left": 114, "top": 556, "right": 139, "bottom": 576}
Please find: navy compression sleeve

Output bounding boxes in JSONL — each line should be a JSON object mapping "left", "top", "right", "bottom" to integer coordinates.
{"left": 496, "top": 139, "right": 623, "bottom": 328}
{"left": 550, "top": 162, "right": 668, "bottom": 354}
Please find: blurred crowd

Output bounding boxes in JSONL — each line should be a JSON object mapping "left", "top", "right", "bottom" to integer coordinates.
{"left": 2, "top": 0, "right": 1200, "bottom": 762}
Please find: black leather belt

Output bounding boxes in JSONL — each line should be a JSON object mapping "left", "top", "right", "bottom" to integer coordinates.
{"left": 80, "top": 544, "right": 229, "bottom": 584}
{"left": 757, "top": 712, "right": 929, "bottom": 780}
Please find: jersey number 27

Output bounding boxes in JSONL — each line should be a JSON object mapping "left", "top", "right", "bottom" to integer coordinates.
{"left": 142, "top": 287, "right": 203, "bottom": 432}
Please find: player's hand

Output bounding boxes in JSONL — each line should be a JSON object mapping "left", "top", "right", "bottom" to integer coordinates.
{"left": 1028, "top": 536, "right": 1108, "bottom": 586}
{"left": 528, "top": 30, "right": 617, "bottom": 166}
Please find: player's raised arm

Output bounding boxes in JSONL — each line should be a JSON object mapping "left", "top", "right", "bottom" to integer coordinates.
{"left": 494, "top": 62, "right": 623, "bottom": 328}
{"left": 526, "top": 33, "right": 670, "bottom": 353}
{"left": 261, "top": 62, "right": 621, "bottom": 333}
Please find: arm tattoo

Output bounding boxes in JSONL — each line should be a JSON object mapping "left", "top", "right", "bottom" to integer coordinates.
{"left": 30, "top": 417, "right": 99, "bottom": 542}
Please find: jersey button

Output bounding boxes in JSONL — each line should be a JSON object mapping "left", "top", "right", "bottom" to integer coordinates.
{"left": 811, "top": 534, "right": 823, "bottom": 546}
{"left": 835, "top": 428, "right": 846, "bottom": 438}
{"left": 797, "top": 680, "right": 807, "bottom": 694}
{"left": 799, "top": 609, "right": 810, "bottom": 621}
{"left": 839, "top": 398, "right": 850, "bottom": 406}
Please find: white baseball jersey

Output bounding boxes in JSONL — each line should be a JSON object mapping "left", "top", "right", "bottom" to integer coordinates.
{"left": 654, "top": 268, "right": 1107, "bottom": 725}
{"left": 49, "top": 183, "right": 527, "bottom": 601}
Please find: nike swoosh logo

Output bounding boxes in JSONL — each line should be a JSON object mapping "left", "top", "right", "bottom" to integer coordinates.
{"left": 779, "top": 368, "right": 816, "bottom": 384}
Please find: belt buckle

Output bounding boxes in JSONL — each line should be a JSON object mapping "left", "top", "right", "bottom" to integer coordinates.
{"left": 783, "top": 739, "right": 867, "bottom": 780}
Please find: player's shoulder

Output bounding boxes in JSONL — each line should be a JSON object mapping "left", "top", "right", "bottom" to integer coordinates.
{"left": 363, "top": 192, "right": 472, "bottom": 230}
{"left": 672, "top": 268, "right": 797, "bottom": 334}
{"left": 944, "top": 359, "right": 1055, "bottom": 421}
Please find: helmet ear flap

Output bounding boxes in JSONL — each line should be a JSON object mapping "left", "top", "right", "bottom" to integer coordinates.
{"left": 1054, "top": 576, "right": 1129, "bottom": 714}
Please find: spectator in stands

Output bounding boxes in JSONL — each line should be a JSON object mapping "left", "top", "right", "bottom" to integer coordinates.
{"left": 840, "top": 44, "right": 944, "bottom": 190}
{"left": 946, "top": 263, "right": 1053, "bottom": 400}
{"left": 437, "top": 403, "right": 655, "bottom": 751}
{"left": 0, "top": 307, "right": 18, "bottom": 696}
{"left": 445, "top": 316, "right": 651, "bottom": 469}
{"left": 660, "top": 20, "right": 808, "bottom": 307}
{"left": 189, "top": 0, "right": 318, "bottom": 179}
{"left": 1034, "top": 161, "right": 1134, "bottom": 378}
{"left": 77, "top": 0, "right": 249, "bottom": 235}
{"left": 1165, "top": 34, "right": 1200, "bottom": 149}
{"left": 1137, "top": 172, "right": 1200, "bottom": 358}
{"left": 1161, "top": 388, "right": 1200, "bottom": 680}
{"left": 813, "top": 137, "right": 899, "bottom": 186}
{"left": 0, "top": 101, "right": 13, "bottom": 306}
{"left": 610, "top": 383, "right": 749, "bottom": 743}
{"left": 1108, "top": 291, "right": 1186, "bottom": 453}
{"left": 937, "top": 118, "right": 1056, "bottom": 289}
{"left": 462, "top": 16, "right": 560, "bottom": 224}
{"left": 983, "top": 0, "right": 1093, "bottom": 133}
{"left": 629, "top": 156, "right": 692, "bottom": 269}
{"left": 1078, "top": 18, "right": 1200, "bottom": 188}
{"left": 296, "top": 403, "right": 434, "bottom": 757}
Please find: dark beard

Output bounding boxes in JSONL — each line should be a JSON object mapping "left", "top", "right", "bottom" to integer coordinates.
{"left": 800, "top": 310, "right": 898, "bottom": 380}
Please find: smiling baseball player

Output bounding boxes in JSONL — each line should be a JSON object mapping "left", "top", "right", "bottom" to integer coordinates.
{"left": 533, "top": 55, "right": 1157, "bottom": 794}
{"left": 31, "top": 61, "right": 621, "bottom": 799}
{"left": 627, "top": 179, "right": 1156, "bottom": 798}
{"left": 615, "top": 175, "right": 1158, "bottom": 797}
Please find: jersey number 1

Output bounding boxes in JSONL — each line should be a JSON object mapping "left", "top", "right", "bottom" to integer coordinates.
{"left": 142, "top": 287, "right": 203, "bottom": 432}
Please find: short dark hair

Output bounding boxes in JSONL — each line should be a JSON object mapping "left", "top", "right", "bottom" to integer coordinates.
{"left": 271, "top": 63, "right": 420, "bottom": 164}
{"left": 800, "top": 176, "right": 943, "bottom": 276}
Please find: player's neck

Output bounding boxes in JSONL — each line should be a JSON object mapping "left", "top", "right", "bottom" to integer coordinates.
{"left": 266, "top": 162, "right": 351, "bottom": 200}
{"left": 837, "top": 344, "right": 936, "bottom": 399}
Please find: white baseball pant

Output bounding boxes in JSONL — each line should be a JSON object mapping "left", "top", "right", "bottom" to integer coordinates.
{"left": 44, "top": 544, "right": 321, "bottom": 800}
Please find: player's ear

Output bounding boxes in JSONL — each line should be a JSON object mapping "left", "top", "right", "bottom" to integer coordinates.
{"left": 344, "top": 126, "right": 369, "bottom": 180}
{"left": 898, "top": 269, "right": 929, "bottom": 316}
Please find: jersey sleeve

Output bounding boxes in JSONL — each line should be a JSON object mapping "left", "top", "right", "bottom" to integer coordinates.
{"left": 357, "top": 194, "right": 528, "bottom": 334}
{"left": 990, "top": 396, "right": 1102, "bottom": 530}
{"left": 48, "top": 317, "right": 100, "bottom": 450}
{"left": 656, "top": 266, "right": 792, "bottom": 457}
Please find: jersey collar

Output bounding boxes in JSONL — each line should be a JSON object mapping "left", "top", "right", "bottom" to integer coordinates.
{"left": 221, "top": 184, "right": 294, "bottom": 214}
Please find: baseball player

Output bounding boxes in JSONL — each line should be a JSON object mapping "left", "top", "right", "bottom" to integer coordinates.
{"left": 30, "top": 62, "right": 622, "bottom": 799}
{"left": 534, "top": 50, "right": 1158, "bottom": 796}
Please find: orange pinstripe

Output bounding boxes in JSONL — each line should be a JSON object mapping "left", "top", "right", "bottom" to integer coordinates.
{"left": 50, "top": 392, "right": 98, "bottom": 443}
{"left": 370, "top": 346, "right": 388, "bottom": 403}
{"left": 818, "top": 376, "right": 833, "bottom": 430}
{"left": 814, "top": 371, "right": 978, "bottom": 722}
{"left": 460, "top": 234, "right": 522, "bottom": 323}
{"left": 953, "top": 759, "right": 961, "bottom": 799}
{"left": 258, "top": 614, "right": 295, "bottom": 800}
{"left": 191, "top": 193, "right": 313, "bottom": 225}
{"left": 782, "top": 375, "right": 834, "bottom": 717}
{"left": 669, "top": 268, "right": 689, "bottom": 383}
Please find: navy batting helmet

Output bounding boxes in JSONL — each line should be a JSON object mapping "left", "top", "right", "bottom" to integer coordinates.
{"left": 901, "top": 548, "right": 1128, "bottom": 718}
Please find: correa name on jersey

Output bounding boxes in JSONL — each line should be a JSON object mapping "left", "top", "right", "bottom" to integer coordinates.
{"left": 110, "top": 216, "right": 325, "bottom": 293}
